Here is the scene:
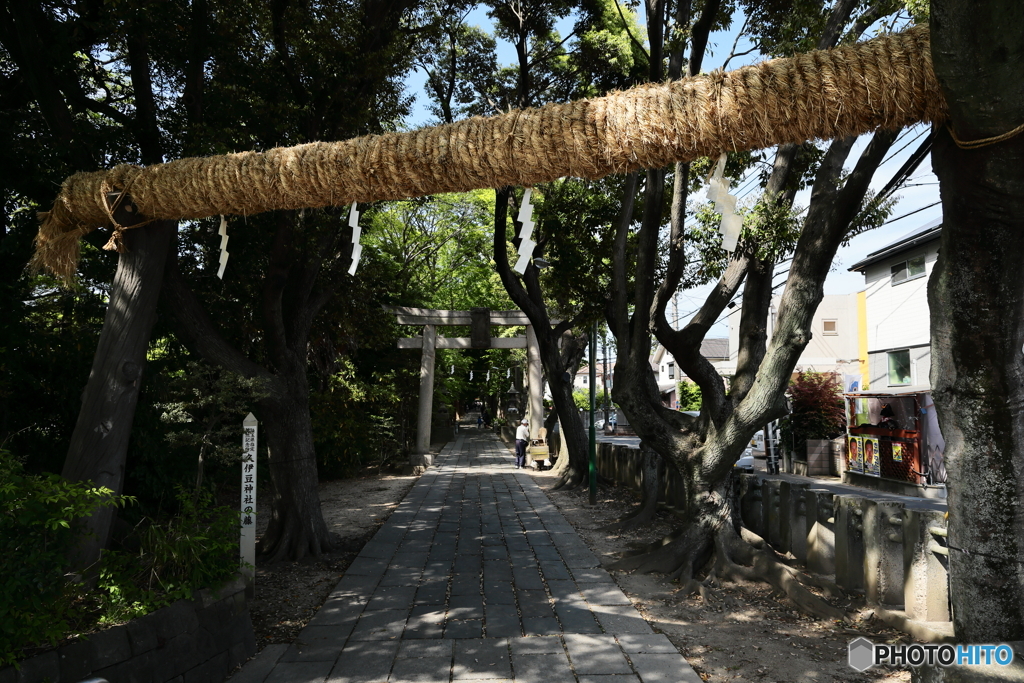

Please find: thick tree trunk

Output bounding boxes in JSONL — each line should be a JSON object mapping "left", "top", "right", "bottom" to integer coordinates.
{"left": 543, "top": 339, "right": 589, "bottom": 488}
{"left": 929, "top": 0, "right": 1024, "bottom": 644}
{"left": 62, "top": 217, "right": 175, "bottom": 570}
{"left": 257, "top": 363, "right": 335, "bottom": 562}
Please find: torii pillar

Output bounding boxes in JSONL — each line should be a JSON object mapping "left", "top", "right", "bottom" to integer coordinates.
{"left": 391, "top": 307, "right": 544, "bottom": 469}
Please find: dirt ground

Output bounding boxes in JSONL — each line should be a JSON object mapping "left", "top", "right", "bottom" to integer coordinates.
{"left": 532, "top": 466, "right": 913, "bottom": 683}
{"left": 249, "top": 457, "right": 913, "bottom": 683}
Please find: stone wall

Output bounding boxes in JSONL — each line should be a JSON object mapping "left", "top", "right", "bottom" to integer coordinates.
{"left": 2, "top": 575, "right": 256, "bottom": 683}
{"left": 591, "top": 440, "right": 953, "bottom": 640}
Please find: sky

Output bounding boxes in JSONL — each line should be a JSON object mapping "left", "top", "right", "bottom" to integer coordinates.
{"left": 400, "top": 6, "right": 942, "bottom": 339}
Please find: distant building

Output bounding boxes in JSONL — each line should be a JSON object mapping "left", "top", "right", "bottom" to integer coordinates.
{"left": 848, "top": 218, "right": 941, "bottom": 390}
{"left": 651, "top": 339, "right": 729, "bottom": 409}
{"left": 715, "top": 293, "right": 861, "bottom": 383}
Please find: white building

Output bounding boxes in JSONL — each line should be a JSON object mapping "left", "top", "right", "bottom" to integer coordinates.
{"left": 714, "top": 293, "right": 861, "bottom": 381}
{"left": 848, "top": 218, "right": 940, "bottom": 390}
{"left": 651, "top": 339, "right": 729, "bottom": 408}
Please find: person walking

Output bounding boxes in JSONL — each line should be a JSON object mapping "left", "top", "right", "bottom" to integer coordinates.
{"left": 515, "top": 419, "right": 529, "bottom": 469}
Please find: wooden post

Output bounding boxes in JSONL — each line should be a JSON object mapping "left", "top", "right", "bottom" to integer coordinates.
{"left": 240, "top": 413, "right": 258, "bottom": 596}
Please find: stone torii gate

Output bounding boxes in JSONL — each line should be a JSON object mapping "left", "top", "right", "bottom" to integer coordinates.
{"left": 392, "top": 307, "right": 543, "bottom": 468}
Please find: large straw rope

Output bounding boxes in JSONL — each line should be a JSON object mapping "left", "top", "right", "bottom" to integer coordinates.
{"left": 34, "top": 25, "right": 946, "bottom": 279}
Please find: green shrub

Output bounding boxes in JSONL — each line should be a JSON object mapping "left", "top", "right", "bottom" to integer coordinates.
{"left": 98, "top": 487, "right": 240, "bottom": 622}
{"left": 0, "top": 450, "right": 127, "bottom": 665}
{"left": 0, "top": 452, "right": 239, "bottom": 667}
{"left": 781, "top": 370, "right": 846, "bottom": 454}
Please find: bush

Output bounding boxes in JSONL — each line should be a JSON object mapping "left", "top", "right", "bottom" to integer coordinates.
{"left": 0, "top": 451, "right": 127, "bottom": 665}
{"left": 0, "top": 451, "right": 240, "bottom": 667}
{"left": 97, "top": 487, "right": 240, "bottom": 623}
{"left": 782, "top": 371, "right": 845, "bottom": 454}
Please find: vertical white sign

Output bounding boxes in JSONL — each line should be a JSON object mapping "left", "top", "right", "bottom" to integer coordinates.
{"left": 240, "top": 413, "right": 258, "bottom": 587}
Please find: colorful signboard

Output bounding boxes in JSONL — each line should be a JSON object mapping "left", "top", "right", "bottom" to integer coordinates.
{"left": 892, "top": 442, "right": 904, "bottom": 462}
{"left": 864, "top": 436, "right": 880, "bottom": 476}
{"left": 848, "top": 435, "right": 864, "bottom": 473}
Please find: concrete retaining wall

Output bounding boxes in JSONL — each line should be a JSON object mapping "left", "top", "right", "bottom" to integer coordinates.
{"left": 2, "top": 575, "right": 257, "bottom": 683}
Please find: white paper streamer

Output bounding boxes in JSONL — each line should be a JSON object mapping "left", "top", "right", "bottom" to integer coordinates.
{"left": 513, "top": 188, "right": 536, "bottom": 274}
{"left": 347, "top": 202, "right": 362, "bottom": 275}
{"left": 216, "top": 216, "right": 229, "bottom": 279}
{"left": 706, "top": 153, "right": 742, "bottom": 253}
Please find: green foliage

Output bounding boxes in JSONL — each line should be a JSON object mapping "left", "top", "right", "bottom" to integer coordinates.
{"left": 97, "top": 487, "right": 239, "bottom": 622}
{"left": 573, "top": 387, "right": 610, "bottom": 410}
{"left": 156, "top": 361, "right": 270, "bottom": 491}
{"left": 677, "top": 380, "right": 702, "bottom": 411}
{"left": 781, "top": 371, "right": 846, "bottom": 453}
{"left": 0, "top": 451, "right": 238, "bottom": 666}
{"left": 0, "top": 450, "right": 128, "bottom": 665}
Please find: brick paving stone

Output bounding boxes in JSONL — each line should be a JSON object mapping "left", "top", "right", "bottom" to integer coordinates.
{"left": 349, "top": 609, "right": 410, "bottom": 640}
{"left": 576, "top": 676, "right": 641, "bottom": 683}
{"left": 448, "top": 594, "right": 485, "bottom": 620}
{"left": 509, "top": 637, "right": 563, "bottom": 655}
{"left": 345, "top": 557, "right": 390, "bottom": 576}
{"left": 329, "top": 642, "right": 399, "bottom": 682}
{"left": 405, "top": 606, "right": 446, "bottom": 639}
{"left": 577, "top": 583, "right": 631, "bottom": 605}
{"left": 570, "top": 568, "right": 615, "bottom": 584}
{"left": 265, "top": 661, "right": 335, "bottom": 683}
{"left": 589, "top": 605, "right": 654, "bottom": 634}
{"left": 367, "top": 585, "right": 418, "bottom": 610}
{"left": 563, "top": 635, "right": 633, "bottom": 675}
{"left": 453, "top": 639, "right": 511, "bottom": 680}
{"left": 537, "top": 562, "right": 571, "bottom": 581}
{"left": 413, "top": 581, "right": 449, "bottom": 606}
{"left": 397, "top": 639, "right": 455, "bottom": 658}
{"left": 521, "top": 616, "right": 560, "bottom": 636}
{"left": 451, "top": 573, "right": 482, "bottom": 596}
{"left": 388, "top": 656, "right": 452, "bottom": 683}
{"left": 380, "top": 567, "right": 423, "bottom": 586}
{"left": 444, "top": 619, "right": 484, "bottom": 639}
{"left": 511, "top": 653, "right": 575, "bottom": 683}
{"left": 628, "top": 653, "right": 704, "bottom": 683}
{"left": 615, "top": 634, "right": 678, "bottom": 654}
{"left": 306, "top": 600, "right": 364, "bottom": 628}
{"left": 279, "top": 626, "right": 347, "bottom": 662}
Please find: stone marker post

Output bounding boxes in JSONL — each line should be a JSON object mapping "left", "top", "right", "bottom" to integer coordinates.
{"left": 240, "top": 413, "right": 258, "bottom": 595}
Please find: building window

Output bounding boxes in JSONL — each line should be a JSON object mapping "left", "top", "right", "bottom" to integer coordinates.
{"left": 582, "top": 376, "right": 587, "bottom": 385}
{"left": 887, "top": 350, "right": 912, "bottom": 385}
{"left": 891, "top": 255, "right": 926, "bottom": 285}
{"left": 822, "top": 319, "right": 838, "bottom": 335}
{"left": 668, "top": 362, "right": 675, "bottom": 379}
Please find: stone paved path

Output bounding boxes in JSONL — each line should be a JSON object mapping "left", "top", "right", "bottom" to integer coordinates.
{"left": 229, "top": 431, "right": 701, "bottom": 683}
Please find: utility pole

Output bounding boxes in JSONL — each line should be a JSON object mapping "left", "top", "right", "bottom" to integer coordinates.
{"left": 602, "top": 330, "right": 610, "bottom": 423}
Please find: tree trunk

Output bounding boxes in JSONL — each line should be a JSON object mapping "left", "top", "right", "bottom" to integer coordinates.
{"left": 62, "top": 217, "right": 175, "bottom": 570}
{"left": 257, "top": 363, "right": 335, "bottom": 562}
{"left": 929, "top": 0, "right": 1024, "bottom": 644}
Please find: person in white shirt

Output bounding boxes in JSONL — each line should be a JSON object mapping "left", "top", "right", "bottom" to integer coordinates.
{"left": 515, "top": 419, "right": 530, "bottom": 469}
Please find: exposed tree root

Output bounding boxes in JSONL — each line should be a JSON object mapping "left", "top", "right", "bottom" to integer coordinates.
{"left": 612, "top": 515, "right": 849, "bottom": 622}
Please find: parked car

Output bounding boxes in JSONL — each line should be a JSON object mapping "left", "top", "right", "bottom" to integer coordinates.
{"left": 734, "top": 447, "right": 755, "bottom": 473}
